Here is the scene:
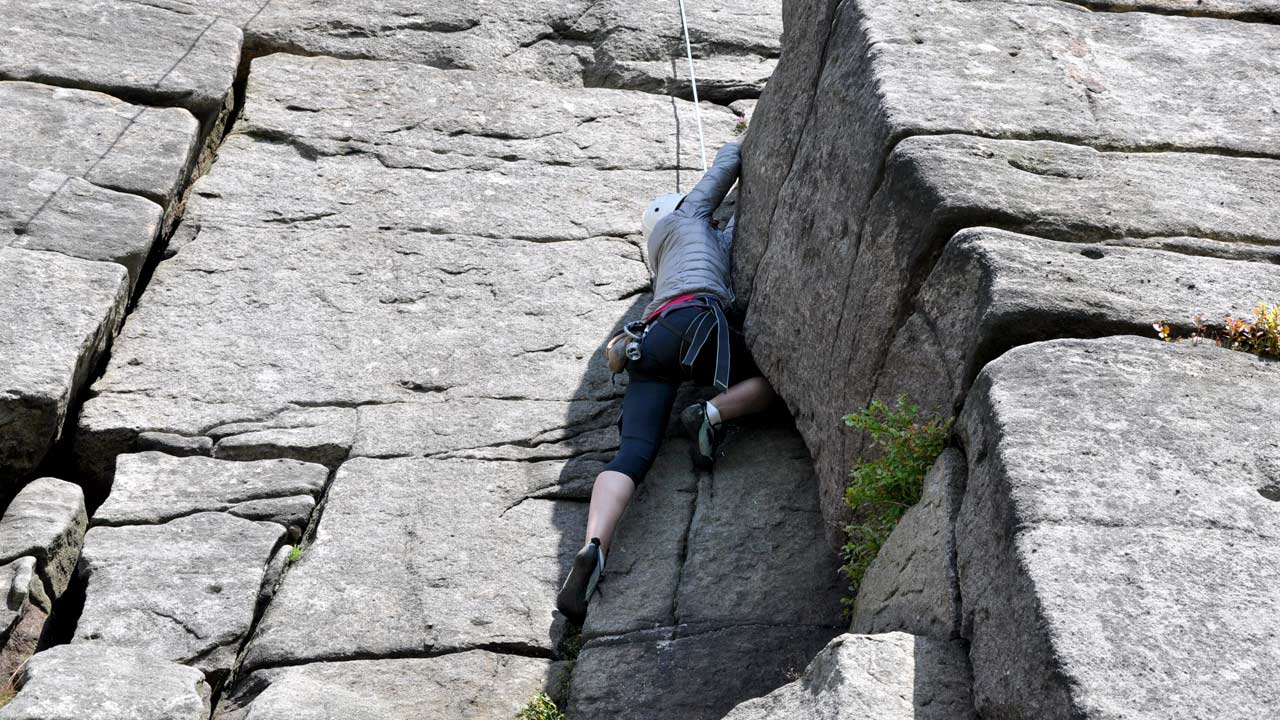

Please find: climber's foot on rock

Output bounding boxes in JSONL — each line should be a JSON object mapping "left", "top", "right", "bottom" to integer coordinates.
{"left": 556, "top": 538, "right": 604, "bottom": 626}
{"left": 681, "top": 402, "right": 724, "bottom": 471}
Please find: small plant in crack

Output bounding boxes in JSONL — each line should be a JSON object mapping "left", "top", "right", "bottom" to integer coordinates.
{"left": 840, "top": 396, "right": 951, "bottom": 612}
{"left": 516, "top": 692, "right": 566, "bottom": 720}
{"left": 732, "top": 117, "right": 749, "bottom": 136}
{"left": 288, "top": 545, "right": 304, "bottom": 564}
{"left": 1155, "top": 303, "right": 1280, "bottom": 359}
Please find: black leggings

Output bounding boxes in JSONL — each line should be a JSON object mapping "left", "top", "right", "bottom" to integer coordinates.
{"left": 604, "top": 306, "right": 758, "bottom": 484}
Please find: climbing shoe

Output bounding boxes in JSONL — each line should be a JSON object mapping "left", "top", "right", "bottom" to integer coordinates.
{"left": 681, "top": 402, "right": 725, "bottom": 471}
{"left": 556, "top": 538, "right": 604, "bottom": 626}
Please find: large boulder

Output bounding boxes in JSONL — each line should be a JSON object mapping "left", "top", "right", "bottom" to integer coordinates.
{"left": 721, "top": 632, "right": 975, "bottom": 720}
{"left": 734, "top": 0, "right": 1280, "bottom": 534}
{"left": 0, "top": 644, "right": 211, "bottom": 720}
{"left": 0, "top": 1, "right": 241, "bottom": 117}
{"left": 94, "top": 453, "right": 327, "bottom": 533}
{"left": 0, "top": 81, "right": 200, "bottom": 208}
{"left": 0, "top": 249, "right": 128, "bottom": 483}
{"left": 956, "top": 337, "right": 1280, "bottom": 718}
{"left": 74, "top": 512, "right": 286, "bottom": 684}
{"left": 0, "top": 161, "right": 163, "bottom": 288}
{"left": 0, "top": 477, "right": 87, "bottom": 599}
{"left": 240, "top": 456, "right": 586, "bottom": 671}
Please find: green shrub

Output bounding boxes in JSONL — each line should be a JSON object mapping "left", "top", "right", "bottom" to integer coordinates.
{"left": 516, "top": 693, "right": 565, "bottom": 720}
{"left": 288, "top": 545, "right": 303, "bottom": 564}
{"left": 841, "top": 396, "right": 951, "bottom": 608}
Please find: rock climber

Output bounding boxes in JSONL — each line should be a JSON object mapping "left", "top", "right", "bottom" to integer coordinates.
{"left": 556, "top": 140, "right": 778, "bottom": 625}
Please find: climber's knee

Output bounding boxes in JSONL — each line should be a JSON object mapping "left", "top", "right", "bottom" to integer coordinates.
{"left": 604, "top": 436, "right": 661, "bottom": 485}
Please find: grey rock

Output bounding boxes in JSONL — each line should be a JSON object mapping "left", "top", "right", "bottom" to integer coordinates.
{"left": 94, "top": 453, "right": 327, "bottom": 531}
{"left": 722, "top": 632, "right": 975, "bottom": 720}
{"left": 352, "top": 397, "right": 618, "bottom": 461}
{"left": 76, "top": 55, "right": 745, "bottom": 468}
{"left": 241, "top": 457, "right": 587, "bottom": 671}
{"left": 956, "top": 337, "right": 1280, "bottom": 718}
{"left": 0, "top": 477, "right": 87, "bottom": 599}
{"left": 176, "top": 0, "right": 779, "bottom": 98}
{"left": 235, "top": 55, "right": 737, "bottom": 174}
{"left": 0, "top": 1, "right": 242, "bottom": 116}
{"left": 735, "top": 0, "right": 1280, "bottom": 534}
{"left": 0, "top": 557, "right": 49, "bottom": 684}
{"left": 0, "top": 644, "right": 211, "bottom": 720}
{"left": 215, "top": 651, "right": 566, "bottom": 720}
{"left": 570, "top": 624, "right": 839, "bottom": 720}
{"left": 74, "top": 512, "right": 286, "bottom": 681}
{"left": 675, "top": 426, "right": 844, "bottom": 627}
{"left": 876, "top": 226, "right": 1280, "bottom": 419}
{"left": 580, "top": 0, "right": 781, "bottom": 101}
{"left": 0, "top": 248, "right": 128, "bottom": 482}
{"left": 852, "top": 449, "right": 964, "bottom": 639}
{"left": 0, "top": 81, "right": 200, "bottom": 206}
{"left": 743, "top": 131, "right": 1280, "bottom": 535}
{"left": 0, "top": 160, "right": 163, "bottom": 287}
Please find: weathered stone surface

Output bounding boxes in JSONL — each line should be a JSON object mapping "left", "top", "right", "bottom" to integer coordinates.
{"left": 570, "top": 625, "right": 838, "bottom": 720}
{"left": 0, "top": 644, "right": 211, "bottom": 720}
{"left": 74, "top": 512, "right": 286, "bottom": 680}
{"left": 173, "top": 0, "right": 779, "bottom": 98}
{"left": 0, "top": 161, "right": 163, "bottom": 286}
{"left": 877, "top": 226, "right": 1280, "bottom": 419}
{"left": 956, "top": 337, "right": 1280, "bottom": 718}
{"left": 852, "top": 450, "right": 963, "bottom": 639}
{"left": 0, "top": 81, "right": 200, "bottom": 206}
{"left": 0, "top": 248, "right": 128, "bottom": 481}
{"left": 94, "top": 453, "right": 327, "bottom": 531}
{"left": 234, "top": 55, "right": 737, "bottom": 174}
{"left": 241, "top": 457, "right": 587, "bottom": 671}
{"left": 579, "top": 0, "right": 781, "bottom": 101}
{"left": 0, "top": 477, "right": 87, "bottom": 598}
{"left": 256, "top": 544, "right": 291, "bottom": 609}
{"left": 215, "top": 652, "right": 566, "bottom": 720}
{"left": 0, "top": 1, "right": 242, "bottom": 116}
{"left": 211, "top": 407, "right": 355, "bottom": 467}
{"left": 675, "top": 426, "right": 844, "bottom": 627}
{"left": 77, "top": 55, "right": 740, "bottom": 474}
{"left": 722, "top": 632, "right": 976, "bottom": 720}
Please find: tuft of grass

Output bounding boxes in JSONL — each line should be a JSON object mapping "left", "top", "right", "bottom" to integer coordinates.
{"left": 841, "top": 396, "right": 951, "bottom": 610}
{"left": 516, "top": 693, "right": 565, "bottom": 720}
{"left": 288, "top": 545, "right": 303, "bottom": 564}
{"left": 732, "top": 118, "right": 749, "bottom": 136}
{"left": 1155, "top": 303, "right": 1280, "bottom": 359}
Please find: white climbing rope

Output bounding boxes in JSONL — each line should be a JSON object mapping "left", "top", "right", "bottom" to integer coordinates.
{"left": 677, "top": 0, "right": 708, "bottom": 173}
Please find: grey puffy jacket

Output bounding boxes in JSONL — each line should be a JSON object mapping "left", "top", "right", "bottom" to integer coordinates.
{"left": 641, "top": 142, "right": 740, "bottom": 319}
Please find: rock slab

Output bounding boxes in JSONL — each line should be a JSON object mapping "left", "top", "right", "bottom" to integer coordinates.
{"left": 0, "top": 644, "right": 211, "bottom": 720}
{"left": 722, "top": 632, "right": 976, "bottom": 720}
{"left": 0, "top": 477, "right": 87, "bottom": 598}
{"left": 74, "top": 512, "right": 285, "bottom": 681}
{"left": 957, "top": 337, "right": 1280, "bottom": 718}
{"left": 216, "top": 651, "right": 566, "bottom": 720}
{"left": 95, "top": 452, "right": 327, "bottom": 532}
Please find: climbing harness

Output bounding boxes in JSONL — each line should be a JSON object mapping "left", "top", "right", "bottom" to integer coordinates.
{"left": 616, "top": 295, "right": 733, "bottom": 392}
{"left": 677, "top": 0, "right": 708, "bottom": 173}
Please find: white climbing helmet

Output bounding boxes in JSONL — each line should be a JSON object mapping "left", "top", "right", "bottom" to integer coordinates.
{"left": 642, "top": 193, "right": 684, "bottom": 240}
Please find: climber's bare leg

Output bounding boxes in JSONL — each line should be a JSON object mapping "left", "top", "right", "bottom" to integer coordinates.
{"left": 584, "top": 470, "right": 635, "bottom": 555}
{"left": 708, "top": 376, "right": 776, "bottom": 422}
